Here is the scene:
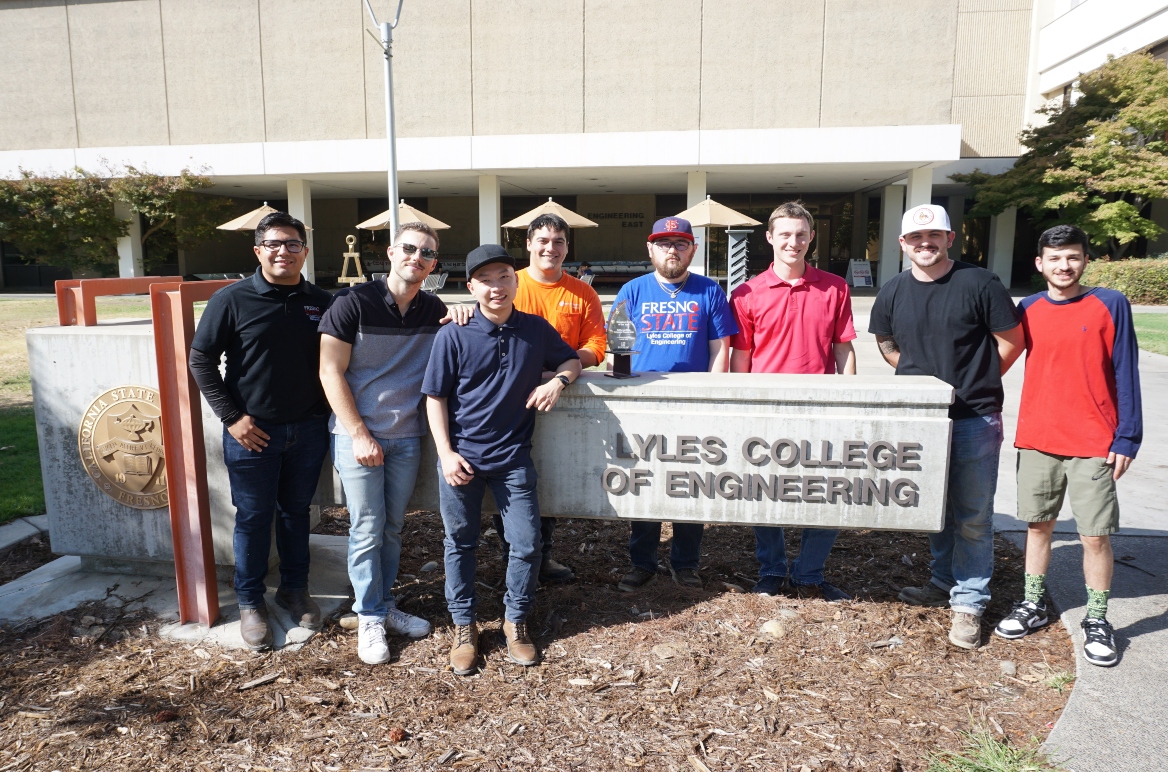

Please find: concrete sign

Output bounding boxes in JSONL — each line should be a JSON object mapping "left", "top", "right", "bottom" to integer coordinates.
{"left": 524, "top": 372, "right": 952, "bottom": 532}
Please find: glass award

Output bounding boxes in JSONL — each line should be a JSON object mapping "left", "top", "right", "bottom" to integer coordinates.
{"left": 605, "top": 300, "right": 639, "bottom": 379}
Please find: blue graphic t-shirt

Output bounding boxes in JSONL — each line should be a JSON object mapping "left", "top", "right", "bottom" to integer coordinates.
{"left": 612, "top": 271, "right": 738, "bottom": 373}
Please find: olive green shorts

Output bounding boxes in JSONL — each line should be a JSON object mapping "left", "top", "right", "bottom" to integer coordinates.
{"left": 1016, "top": 449, "right": 1120, "bottom": 536}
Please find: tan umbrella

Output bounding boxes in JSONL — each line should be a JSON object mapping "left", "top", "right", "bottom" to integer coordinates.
{"left": 216, "top": 202, "right": 282, "bottom": 231}
{"left": 675, "top": 195, "right": 762, "bottom": 228}
{"left": 356, "top": 200, "right": 451, "bottom": 231}
{"left": 502, "top": 198, "right": 598, "bottom": 229}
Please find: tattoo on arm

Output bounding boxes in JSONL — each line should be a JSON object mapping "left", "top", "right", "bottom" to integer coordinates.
{"left": 877, "top": 336, "right": 899, "bottom": 356}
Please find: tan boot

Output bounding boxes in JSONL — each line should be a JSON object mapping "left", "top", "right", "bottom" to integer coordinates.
{"left": 449, "top": 623, "right": 479, "bottom": 676}
{"left": 502, "top": 619, "right": 539, "bottom": 666}
{"left": 239, "top": 606, "right": 272, "bottom": 651}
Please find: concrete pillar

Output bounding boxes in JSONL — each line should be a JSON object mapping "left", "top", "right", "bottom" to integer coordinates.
{"left": 903, "top": 168, "right": 933, "bottom": 271}
{"left": 877, "top": 184, "right": 905, "bottom": 287}
{"left": 988, "top": 207, "right": 1017, "bottom": 289}
{"left": 947, "top": 195, "right": 966, "bottom": 262}
{"left": 1149, "top": 199, "right": 1168, "bottom": 256}
{"left": 478, "top": 174, "right": 501, "bottom": 246}
{"left": 286, "top": 179, "right": 315, "bottom": 283}
{"left": 850, "top": 192, "right": 867, "bottom": 262}
{"left": 687, "top": 171, "right": 707, "bottom": 276}
{"left": 115, "top": 201, "right": 145, "bottom": 278}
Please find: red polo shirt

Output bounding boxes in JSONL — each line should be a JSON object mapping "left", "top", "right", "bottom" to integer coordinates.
{"left": 730, "top": 264, "right": 856, "bottom": 374}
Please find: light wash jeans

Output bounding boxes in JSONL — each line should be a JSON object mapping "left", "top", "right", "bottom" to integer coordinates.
{"left": 437, "top": 462, "right": 541, "bottom": 625}
{"left": 928, "top": 413, "right": 1004, "bottom": 616}
{"left": 753, "top": 526, "right": 840, "bottom": 586}
{"left": 332, "top": 433, "right": 422, "bottom": 621}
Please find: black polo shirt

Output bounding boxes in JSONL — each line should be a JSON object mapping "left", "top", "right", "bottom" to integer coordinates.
{"left": 421, "top": 307, "right": 578, "bottom": 471}
{"left": 191, "top": 268, "right": 333, "bottom": 424}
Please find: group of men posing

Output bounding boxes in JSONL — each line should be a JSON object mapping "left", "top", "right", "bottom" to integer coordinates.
{"left": 190, "top": 200, "right": 1141, "bottom": 674}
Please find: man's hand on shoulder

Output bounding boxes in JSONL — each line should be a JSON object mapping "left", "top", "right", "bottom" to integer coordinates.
{"left": 227, "top": 415, "right": 270, "bottom": 452}
{"left": 440, "top": 304, "right": 475, "bottom": 326}
{"left": 439, "top": 450, "right": 475, "bottom": 486}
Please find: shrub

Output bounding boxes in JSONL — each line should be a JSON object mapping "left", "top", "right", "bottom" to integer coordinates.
{"left": 1083, "top": 257, "right": 1168, "bottom": 305}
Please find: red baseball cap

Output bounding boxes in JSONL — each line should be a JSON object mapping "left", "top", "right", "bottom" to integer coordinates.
{"left": 648, "top": 217, "right": 695, "bottom": 243}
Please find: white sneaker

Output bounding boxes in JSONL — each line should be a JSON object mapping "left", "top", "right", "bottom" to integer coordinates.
{"left": 357, "top": 618, "right": 390, "bottom": 665}
{"left": 385, "top": 607, "right": 432, "bottom": 639}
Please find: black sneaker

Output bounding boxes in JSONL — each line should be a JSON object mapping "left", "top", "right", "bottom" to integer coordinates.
{"left": 618, "top": 566, "right": 656, "bottom": 593}
{"left": 670, "top": 566, "right": 703, "bottom": 590}
{"left": 1081, "top": 617, "right": 1118, "bottom": 667}
{"left": 539, "top": 558, "right": 575, "bottom": 584}
{"left": 750, "top": 575, "right": 786, "bottom": 596}
{"left": 994, "top": 599, "right": 1049, "bottom": 639}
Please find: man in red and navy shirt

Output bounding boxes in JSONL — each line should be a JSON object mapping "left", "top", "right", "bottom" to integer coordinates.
{"left": 730, "top": 201, "right": 857, "bottom": 601}
{"left": 993, "top": 224, "right": 1142, "bottom": 668}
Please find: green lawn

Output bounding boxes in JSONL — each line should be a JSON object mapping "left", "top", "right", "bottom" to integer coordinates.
{"left": 0, "top": 407, "right": 44, "bottom": 524}
{"left": 1134, "top": 313, "right": 1168, "bottom": 357}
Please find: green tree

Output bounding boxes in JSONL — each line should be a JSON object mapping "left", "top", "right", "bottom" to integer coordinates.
{"left": 111, "top": 166, "right": 236, "bottom": 269}
{"left": 0, "top": 170, "right": 125, "bottom": 271}
{"left": 956, "top": 52, "right": 1168, "bottom": 258}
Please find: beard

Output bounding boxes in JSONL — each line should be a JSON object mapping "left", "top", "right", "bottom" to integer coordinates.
{"left": 657, "top": 258, "right": 688, "bottom": 280}
{"left": 909, "top": 247, "right": 947, "bottom": 268}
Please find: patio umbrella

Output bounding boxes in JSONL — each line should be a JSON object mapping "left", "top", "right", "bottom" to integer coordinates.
{"left": 502, "top": 198, "right": 598, "bottom": 229}
{"left": 675, "top": 195, "right": 762, "bottom": 228}
{"left": 215, "top": 202, "right": 285, "bottom": 231}
{"left": 356, "top": 200, "right": 451, "bottom": 231}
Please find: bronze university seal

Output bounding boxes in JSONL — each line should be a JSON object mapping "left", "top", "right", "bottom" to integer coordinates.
{"left": 78, "top": 385, "right": 168, "bottom": 509}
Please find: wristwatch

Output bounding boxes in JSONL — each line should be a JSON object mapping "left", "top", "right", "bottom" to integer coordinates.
{"left": 555, "top": 374, "right": 571, "bottom": 388}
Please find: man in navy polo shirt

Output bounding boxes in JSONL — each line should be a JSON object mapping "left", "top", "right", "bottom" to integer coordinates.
{"left": 423, "top": 244, "right": 581, "bottom": 675}
{"left": 190, "top": 211, "right": 333, "bottom": 650}
{"left": 612, "top": 217, "right": 738, "bottom": 593}
{"left": 319, "top": 221, "right": 446, "bottom": 665}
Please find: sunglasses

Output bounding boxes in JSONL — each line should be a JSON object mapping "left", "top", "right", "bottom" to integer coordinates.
{"left": 396, "top": 243, "right": 438, "bottom": 261}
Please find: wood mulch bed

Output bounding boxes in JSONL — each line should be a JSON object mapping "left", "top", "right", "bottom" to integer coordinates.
{"left": 0, "top": 533, "right": 55, "bottom": 587}
{"left": 0, "top": 511, "right": 1073, "bottom": 771}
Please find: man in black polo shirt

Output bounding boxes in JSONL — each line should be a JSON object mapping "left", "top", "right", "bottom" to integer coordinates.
{"left": 422, "top": 245, "right": 581, "bottom": 675}
{"left": 190, "top": 211, "right": 333, "bottom": 650}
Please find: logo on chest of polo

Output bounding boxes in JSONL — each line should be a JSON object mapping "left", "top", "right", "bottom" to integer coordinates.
{"left": 303, "top": 305, "right": 322, "bottom": 322}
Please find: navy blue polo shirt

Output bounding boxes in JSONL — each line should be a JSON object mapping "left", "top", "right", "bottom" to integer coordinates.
{"left": 191, "top": 268, "right": 333, "bottom": 424}
{"left": 421, "top": 307, "right": 578, "bottom": 472}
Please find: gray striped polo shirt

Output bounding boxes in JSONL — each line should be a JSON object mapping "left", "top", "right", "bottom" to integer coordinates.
{"left": 318, "top": 279, "right": 447, "bottom": 439}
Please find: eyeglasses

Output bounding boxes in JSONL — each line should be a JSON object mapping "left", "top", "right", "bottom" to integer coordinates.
{"left": 653, "top": 239, "right": 693, "bottom": 252}
{"left": 396, "top": 243, "right": 439, "bottom": 261}
{"left": 259, "top": 239, "right": 306, "bottom": 253}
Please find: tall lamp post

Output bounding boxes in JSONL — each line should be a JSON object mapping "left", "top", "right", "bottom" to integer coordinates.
{"left": 363, "top": 0, "right": 405, "bottom": 237}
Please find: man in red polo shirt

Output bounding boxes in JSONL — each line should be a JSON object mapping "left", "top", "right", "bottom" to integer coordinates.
{"left": 730, "top": 201, "right": 857, "bottom": 601}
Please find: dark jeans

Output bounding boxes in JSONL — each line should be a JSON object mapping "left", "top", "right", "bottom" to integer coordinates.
{"left": 629, "top": 521, "right": 704, "bottom": 573}
{"left": 493, "top": 514, "right": 556, "bottom": 563}
{"left": 753, "top": 526, "right": 840, "bottom": 586}
{"left": 438, "top": 462, "right": 541, "bottom": 625}
{"left": 222, "top": 415, "right": 330, "bottom": 609}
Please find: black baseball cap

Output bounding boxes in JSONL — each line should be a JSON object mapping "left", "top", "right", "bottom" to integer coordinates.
{"left": 466, "top": 244, "right": 516, "bottom": 279}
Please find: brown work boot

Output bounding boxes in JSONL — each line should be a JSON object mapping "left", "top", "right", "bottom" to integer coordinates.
{"left": 449, "top": 623, "right": 479, "bottom": 676}
{"left": 949, "top": 611, "right": 982, "bottom": 650}
{"left": 502, "top": 619, "right": 539, "bottom": 667}
{"left": 239, "top": 606, "right": 273, "bottom": 651}
{"left": 274, "top": 587, "right": 322, "bottom": 630}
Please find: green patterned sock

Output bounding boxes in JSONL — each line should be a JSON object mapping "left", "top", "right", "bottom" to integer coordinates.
{"left": 1086, "top": 585, "right": 1110, "bottom": 621}
{"left": 1023, "top": 573, "right": 1046, "bottom": 605}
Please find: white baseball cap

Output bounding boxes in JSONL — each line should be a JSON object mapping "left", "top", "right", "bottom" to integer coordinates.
{"left": 900, "top": 204, "right": 952, "bottom": 237}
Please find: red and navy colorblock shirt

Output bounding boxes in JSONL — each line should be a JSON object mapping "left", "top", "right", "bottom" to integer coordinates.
{"left": 1015, "top": 287, "right": 1142, "bottom": 459}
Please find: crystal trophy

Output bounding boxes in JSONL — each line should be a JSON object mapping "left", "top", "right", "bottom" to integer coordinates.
{"left": 605, "top": 300, "right": 639, "bottom": 379}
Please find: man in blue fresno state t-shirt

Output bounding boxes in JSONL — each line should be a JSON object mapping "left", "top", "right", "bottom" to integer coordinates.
{"left": 611, "top": 217, "right": 738, "bottom": 593}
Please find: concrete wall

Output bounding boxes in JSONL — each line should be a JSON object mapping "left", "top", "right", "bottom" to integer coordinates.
{"left": 1, "top": 0, "right": 1032, "bottom": 158}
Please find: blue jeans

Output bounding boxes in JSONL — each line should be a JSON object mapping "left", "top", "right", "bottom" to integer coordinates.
{"left": 222, "top": 415, "right": 330, "bottom": 609}
{"left": 753, "top": 527, "right": 840, "bottom": 586}
{"left": 437, "top": 462, "right": 541, "bottom": 625}
{"left": 629, "top": 521, "right": 704, "bottom": 573}
{"left": 493, "top": 514, "right": 556, "bottom": 563}
{"left": 928, "top": 413, "right": 1003, "bottom": 616}
{"left": 332, "top": 433, "right": 421, "bottom": 620}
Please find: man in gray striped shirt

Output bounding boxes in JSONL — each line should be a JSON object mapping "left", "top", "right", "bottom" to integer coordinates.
{"left": 319, "top": 222, "right": 447, "bottom": 665}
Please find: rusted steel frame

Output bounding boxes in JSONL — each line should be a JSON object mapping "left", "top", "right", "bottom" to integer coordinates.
{"left": 55, "top": 276, "right": 181, "bottom": 326}
{"left": 150, "top": 280, "right": 236, "bottom": 626}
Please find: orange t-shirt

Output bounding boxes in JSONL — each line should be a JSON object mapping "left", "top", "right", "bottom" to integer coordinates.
{"left": 515, "top": 269, "right": 607, "bottom": 365}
